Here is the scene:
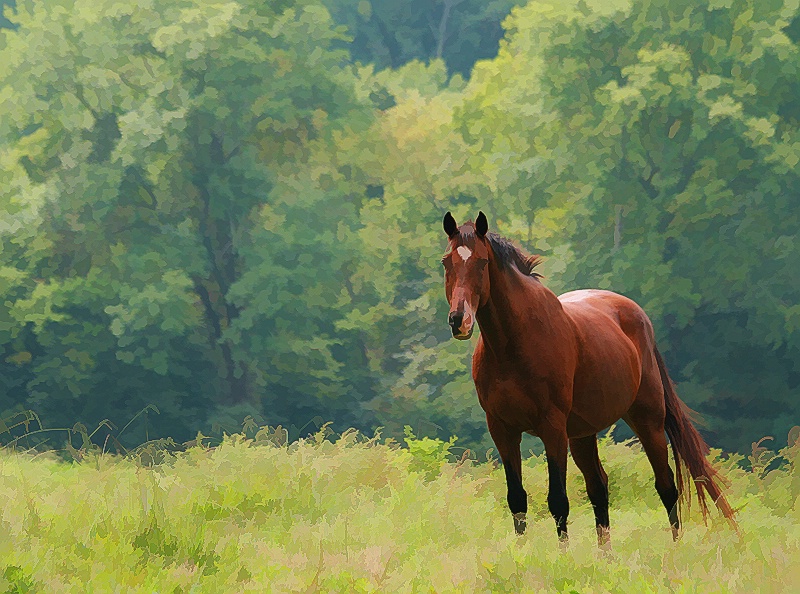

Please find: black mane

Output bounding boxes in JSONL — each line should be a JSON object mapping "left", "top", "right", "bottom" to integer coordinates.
{"left": 453, "top": 222, "right": 543, "bottom": 277}
{"left": 486, "top": 233, "right": 543, "bottom": 277}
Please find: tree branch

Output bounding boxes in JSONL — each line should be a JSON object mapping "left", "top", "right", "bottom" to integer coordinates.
{"left": 73, "top": 84, "right": 100, "bottom": 119}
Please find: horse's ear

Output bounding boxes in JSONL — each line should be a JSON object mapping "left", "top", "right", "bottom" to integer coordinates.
{"left": 476, "top": 211, "right": 488, "bottom": 237}
{"left": 443, "top": 212, "right": 458, "bottom": 238}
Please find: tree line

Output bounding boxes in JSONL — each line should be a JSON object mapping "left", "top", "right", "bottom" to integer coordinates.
{"left": 0, "top": 0, "right": 798, "bottom": 454}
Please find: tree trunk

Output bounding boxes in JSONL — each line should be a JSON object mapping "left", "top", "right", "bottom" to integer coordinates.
{"left": 192, "top": 135, "right": 249, "bottom": 404}
{"left": 435, "top": 0, "right": 464, "bottom": 59}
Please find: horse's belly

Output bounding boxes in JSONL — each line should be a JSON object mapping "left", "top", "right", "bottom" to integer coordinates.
{"left": 569, "top": 337, "right": 642, "bottom": 434}
{"left": 559, "top": 292, "right": 649, "bottom": 435}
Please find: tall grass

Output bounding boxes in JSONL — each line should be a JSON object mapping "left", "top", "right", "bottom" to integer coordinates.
{"left": 0, "top": 423, "right": 798, "bottom": 593}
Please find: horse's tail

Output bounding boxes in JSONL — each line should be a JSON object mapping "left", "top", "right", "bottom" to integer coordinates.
{"left": 654, "top": 346, "right": 737, "bottom": 526}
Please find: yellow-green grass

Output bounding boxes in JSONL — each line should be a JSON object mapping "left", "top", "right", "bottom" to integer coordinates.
{"left": 0, "top": 429, "right": 798, "bottom": 593}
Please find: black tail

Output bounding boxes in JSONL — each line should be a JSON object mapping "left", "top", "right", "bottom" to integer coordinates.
{"left": 655, "top": 347, "right": 736, "bottom": 525}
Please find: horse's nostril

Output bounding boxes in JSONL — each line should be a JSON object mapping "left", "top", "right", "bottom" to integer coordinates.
{"left": 449, "top": 312, "right": 463, "bottom": 330}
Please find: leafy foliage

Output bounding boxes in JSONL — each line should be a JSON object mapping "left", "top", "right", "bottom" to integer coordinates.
{"left": 0, "top": 0, "right": 15, "bottom": 29}
{"left": 0, "top": 0, "right": 375, "bottom": 446}
{"left": 1, "top": 0, "right": 799, "bottom": 454}
{"left": 452, "top": 0, "right": 800, "bottom": 450}
{"left": 322, "top": 0, "right": 526, "bottom": 77}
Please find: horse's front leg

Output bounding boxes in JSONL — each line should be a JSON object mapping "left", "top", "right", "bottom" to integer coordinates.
{"left": 486, "top": 413, "right": 527, "bottom": 534}
{"left": 539, "top": 420, "right": 570, "bottom": 544}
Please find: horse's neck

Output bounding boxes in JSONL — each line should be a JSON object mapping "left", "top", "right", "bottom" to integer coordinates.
{"left": 477, "top": 264, "right": 567, "bottom": 353}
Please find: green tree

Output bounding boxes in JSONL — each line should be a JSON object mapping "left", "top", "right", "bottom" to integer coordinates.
{"left": 0, "top": 0, "right": 372, "bottom": 444}
{"left": 322, "top": 0, "right": 526, "bottom": 77}
{"left": 0, "top": 0, "right": 16, "bottom": 29}
{"left": 335, "top": 60, "right": 495, "bottom": 450}
{"left": 456, "top": 0, "right": 800, "bottom": 451}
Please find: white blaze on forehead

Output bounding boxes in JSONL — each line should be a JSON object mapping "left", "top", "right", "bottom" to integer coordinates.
{"left": 456, "top": 246, "right": 473, "bottom": 261}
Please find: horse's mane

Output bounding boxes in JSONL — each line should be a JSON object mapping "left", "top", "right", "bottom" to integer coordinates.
{"left": 456, "top": 223, "right": 543, "bottom": 278}
{"left": 486, "top": 232, "right": 543, "bottom": 278}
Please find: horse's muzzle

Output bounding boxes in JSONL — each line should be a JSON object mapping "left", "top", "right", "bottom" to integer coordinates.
{"left": 448, "top": 311, "right": 473, "bottom": 340}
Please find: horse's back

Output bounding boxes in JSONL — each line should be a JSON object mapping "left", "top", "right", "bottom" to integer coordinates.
{"left": 559, "top": 289, "right": 656, "bottom": 347}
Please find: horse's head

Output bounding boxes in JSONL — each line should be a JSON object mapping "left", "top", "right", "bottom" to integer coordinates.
{"left": 442, "top": 211, "right": 491, "bottom": 340}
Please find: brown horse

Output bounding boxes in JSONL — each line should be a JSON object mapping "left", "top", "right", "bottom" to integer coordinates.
{"left": 442, "top": 211, "right": 735, "bottom": 546}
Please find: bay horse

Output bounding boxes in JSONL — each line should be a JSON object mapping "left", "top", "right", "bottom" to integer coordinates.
{"left": 442, "top": 211, "right": 735, "bottom": 546}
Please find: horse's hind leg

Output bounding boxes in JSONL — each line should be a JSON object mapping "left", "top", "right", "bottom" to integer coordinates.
{"left": 624, "top": 409, "right": 680, "bottom": 540}
{"left": 486, "top": 413, "right": 528, "bottom": 535}
{"left": 569, "top": 434, "right": 610, "bottom": 548}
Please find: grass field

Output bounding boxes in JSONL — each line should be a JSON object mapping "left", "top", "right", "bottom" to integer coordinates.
{"left": 0, "top": 425, "right": 798, "bottom": 593}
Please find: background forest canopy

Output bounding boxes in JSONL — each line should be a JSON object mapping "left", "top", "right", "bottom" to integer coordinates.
{"left": 0, "top": 0, "right": 798, "bottom": 456}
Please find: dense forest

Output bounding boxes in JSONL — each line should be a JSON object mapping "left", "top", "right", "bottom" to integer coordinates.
{"left": 0, "top": 0, "right": 798, "bottom": 455}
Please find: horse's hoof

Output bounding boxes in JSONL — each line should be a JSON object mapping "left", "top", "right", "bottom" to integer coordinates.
{"left": 558, "top": 534, "right": 569, "bottom": 551}
{"left": 597, "top": 526, "right": 611, "bottom": 550}
{"left": 513, "top": 512, "right": 527, "bottom": 535}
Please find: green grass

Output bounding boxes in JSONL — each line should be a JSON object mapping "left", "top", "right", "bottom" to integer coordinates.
{"left": 0, "top": 426, "right": 798, "bottom": 593}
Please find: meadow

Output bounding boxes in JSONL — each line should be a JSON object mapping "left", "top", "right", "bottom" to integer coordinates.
{"left": 0, "top": 424, "right": 798, "bottom": 594}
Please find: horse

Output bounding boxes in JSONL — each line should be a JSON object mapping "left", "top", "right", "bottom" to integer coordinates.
{"left": 441, "top": 211, "right": 736, "bottom": 546}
